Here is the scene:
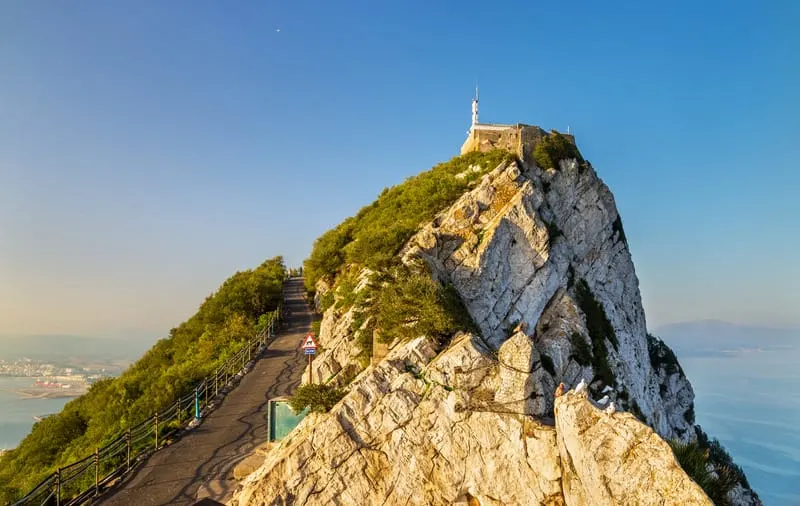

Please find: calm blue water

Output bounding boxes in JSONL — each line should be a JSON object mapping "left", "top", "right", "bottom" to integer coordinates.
{"left": 0, "top": 377, "right": 72, "bottom": 450}
{"left": 680, "top": 347, "right": 800, "bottom": 505}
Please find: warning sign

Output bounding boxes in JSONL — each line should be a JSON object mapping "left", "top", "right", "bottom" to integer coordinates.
{"left": 301, "top": 333, "right": 318, "bottom": 350}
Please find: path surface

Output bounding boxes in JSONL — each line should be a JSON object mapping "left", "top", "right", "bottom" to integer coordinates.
{"left": 99, "top": 278, "right": 310, "bottom": 506}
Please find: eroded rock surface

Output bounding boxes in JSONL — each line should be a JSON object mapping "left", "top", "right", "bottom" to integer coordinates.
{"left": 232, "top": 151, "right": 759, "bottom": 505}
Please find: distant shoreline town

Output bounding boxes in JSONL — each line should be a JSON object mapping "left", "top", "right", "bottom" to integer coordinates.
{"left": 0, "top": 358, "right": 114, "bottom": 400}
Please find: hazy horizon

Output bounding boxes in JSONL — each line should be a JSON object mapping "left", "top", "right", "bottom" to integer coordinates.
{"left": 2, "top": 1, "right": 798, "bottom": 337}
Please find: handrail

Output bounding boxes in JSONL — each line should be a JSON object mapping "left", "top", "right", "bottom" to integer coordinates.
{"left": 10, "top": 305, "right": 283, "bottom": 506}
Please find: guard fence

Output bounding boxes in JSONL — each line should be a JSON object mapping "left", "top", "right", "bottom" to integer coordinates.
{"left": 11, "top": 306, "right": 283, "bottom": 506}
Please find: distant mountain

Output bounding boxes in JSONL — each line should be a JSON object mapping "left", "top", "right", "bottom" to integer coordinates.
{"left": 653, "top": 320, "right": 800, "bottom": 358}
{"left": 0, "top": 334, "right": 155, "bottom": 364}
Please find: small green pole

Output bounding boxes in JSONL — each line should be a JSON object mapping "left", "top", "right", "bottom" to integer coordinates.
{"left": 195, "top": 388, "right": 201, "bottom": 421}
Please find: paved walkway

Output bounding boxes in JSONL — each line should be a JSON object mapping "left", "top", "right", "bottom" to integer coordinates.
{"left": 99, "top": 278, "right": 310, "bottom": 506}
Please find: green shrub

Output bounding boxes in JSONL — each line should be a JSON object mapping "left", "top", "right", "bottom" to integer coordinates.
{"left": 669, "top": 439, "right": 738, "bottom": 505}
{"left": 569, "top": 332, "right": 593, "bottom": 366}
{"left": 544, "top": 219, "right": 562, "bottom": 240}
{"left": 574, "top": 279, "right": 618, "bottom": 387}
{"left": 374, "top": 266, "right": 478, "bottom": 348}
{"left": 647, "top": 333, "right": 682, "bottom": 376}
{"left": 695, "top": 426, "right": 752, "bottom": 490}
{"left": 303, "top": 150, "right": 516, "bottom": 287}
{"left": 289, "top": 384, "right": 346, "bottom": 414}
{"left": 319, "top": 291, "right": 335, "bottom": 312}
{"left": 612, "top": 215, "right": 627, "bottom": 245}
{"left": 533, "top": 131, "right": 584, "bottom": 171}
{"left": 310, "top": 320, "right": 321, "bottom": 337}
{"left": 684, "top": 404, "right": 696, "bottom": 424}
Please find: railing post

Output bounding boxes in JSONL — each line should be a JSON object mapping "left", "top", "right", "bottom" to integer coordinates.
{"left": 94, "top": 447, "right": 99, "bottom": 497}
{"left": 177, "top": 398, "right": 182, "bottom": 425}
{"left": 126, "top": 429, "right": 131, "bottom": 471}
{"left": 154, "top": 412, "right": 159, "bottom": 450}
{"left": 204, "top": 380, "right": 209, "bottom": 406}
{"left": 55, "top": 467, "right": 61, "bottom": 506}
{"left": 195, "top": 388, "right": 201, "bottom": 421}
{"left": 215, "top": 369, "right": 219, "bottom": 397}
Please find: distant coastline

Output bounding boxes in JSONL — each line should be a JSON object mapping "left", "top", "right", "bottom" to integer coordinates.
{"left": 13, "top": 388, "right": 85, "bottom": 400}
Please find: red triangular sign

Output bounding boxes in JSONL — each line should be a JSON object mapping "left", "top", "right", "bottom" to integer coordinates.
{"left": 301, "top": 334, "right": 317, "bottom": 349}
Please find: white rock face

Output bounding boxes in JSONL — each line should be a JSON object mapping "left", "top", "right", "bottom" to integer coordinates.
{"left": 232, "top": 334, "right": 564, "bottom": 506}
{"left": 233, "top": 153, "right": 759, "bottom": 505}
{"left": 554, "top": 388, "right": 711, "bottom": 505}
{"left": 403, "top": 159, "right": 695, "bottom": 440}
{"left": 232, "top": 333, "right": 712, "bottom": 506}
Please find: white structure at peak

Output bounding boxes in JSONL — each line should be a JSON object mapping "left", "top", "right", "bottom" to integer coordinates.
{"left": 471, "top": 87, "right": 479, "bottom": 126}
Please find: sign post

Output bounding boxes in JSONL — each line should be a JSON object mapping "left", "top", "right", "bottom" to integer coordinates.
{"left": 301, "top": 333, "right": 318, "bottom": 384}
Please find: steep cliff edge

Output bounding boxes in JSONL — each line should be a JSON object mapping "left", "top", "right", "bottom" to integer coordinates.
{"left": 232, "top": 131, "right": 760, "bottom": 505}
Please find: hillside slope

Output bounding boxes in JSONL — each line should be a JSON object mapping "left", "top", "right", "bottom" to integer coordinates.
{"left": 233, "top": 135, "right": 759, "bottom": 505}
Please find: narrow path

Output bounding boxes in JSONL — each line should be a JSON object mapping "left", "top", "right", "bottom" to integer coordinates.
{"left": 99, "top": 278, "right": 310, "bottom": 506}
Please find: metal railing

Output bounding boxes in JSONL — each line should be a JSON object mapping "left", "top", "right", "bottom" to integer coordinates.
{"left": 11, "top": 307, "right": 283, "bottom": 506}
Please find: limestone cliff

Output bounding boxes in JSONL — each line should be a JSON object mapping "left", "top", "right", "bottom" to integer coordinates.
{"left": 232, "top": 131, "right": 759, "bottom": 505}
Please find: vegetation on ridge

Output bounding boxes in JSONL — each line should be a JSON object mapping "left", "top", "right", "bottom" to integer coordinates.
{"left": 303, "top": 149, "right": 516, "bottom": 293}
{"left": 533, "top": 131, "right": 584, "bottom": 171}
{"left": 0, "top": 257, "right": 287, "bottom": 503}
{"left": 669, "top": 437, "right": 741, "bottom": 506}
{"left": 290, "top": 384, "right": 346, "bottom": 414}
{"left": 574, "top": 279, "right": 618, "bottom": 388}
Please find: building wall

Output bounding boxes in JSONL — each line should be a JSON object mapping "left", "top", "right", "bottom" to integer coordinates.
{"left": 460, "top": 124, "right": 577, "bottom": 163}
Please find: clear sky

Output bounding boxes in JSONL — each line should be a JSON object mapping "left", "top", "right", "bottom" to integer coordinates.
{"left": 1, "top": 1, "right": 798, "bottom": 341}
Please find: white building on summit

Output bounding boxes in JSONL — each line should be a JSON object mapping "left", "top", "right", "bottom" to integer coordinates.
{"left": 461, "top": 90, "right": 576, "bottom": 159}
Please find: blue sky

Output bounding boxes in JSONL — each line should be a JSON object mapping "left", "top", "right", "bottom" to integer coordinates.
{"left": 1, "top": 0, "right": 798, "bottom": 339}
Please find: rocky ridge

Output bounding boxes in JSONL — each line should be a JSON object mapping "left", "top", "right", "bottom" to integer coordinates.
{"left": 232, "top": 137, "right": 759, "bottom": 505}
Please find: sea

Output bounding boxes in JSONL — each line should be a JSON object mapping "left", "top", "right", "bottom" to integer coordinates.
{"left": 0, "top": 349, "right": 797, "bottom": 503}
{"left": 680, "top": 346, "right": 800, "bottom": 505}
{"left": 0, "top": 377, "right": 73, "bottom": 450}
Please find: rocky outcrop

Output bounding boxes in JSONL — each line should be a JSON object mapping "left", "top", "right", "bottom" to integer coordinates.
{"left": 231, "top": 332, "right": 711, "bottom": 505}
{"left": 555, "top": 388, "right": 710, "bottom": 505}
{"left": 233, "top": 139, "right": 759, "bottom": 505}
{"left": 402, "top": 157, "right": 695, "bottom": 441}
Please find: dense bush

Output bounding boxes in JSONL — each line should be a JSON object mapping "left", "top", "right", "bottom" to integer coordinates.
{"left": 303, "top": 149, "right": 516, "bottom": 290}
{"left": 647, "top": 333, "right": 683, "bottom": 376}
{"left": 374, "top": 266, "right": 478, "bottom": 348}
{"left": 669, "top": 439, "right": 738, "bottom": 505}
{"left": 533, "top": 131, "right": 584, "bottom": 171}
{"left": 695, "top": 426, "right": 751, "bottom": 490}
{"left": 0, "top": 257, "right": 286, "bottom": 503}
{"left": 569, "top": 332, "right": 593, "bottom": 366}
{"left": 574, "top": 279, "right": 618, "bottom": 387}
{"left": 289, "top": 384, "right": 346, "bottom": 413}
